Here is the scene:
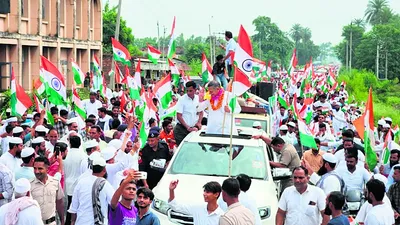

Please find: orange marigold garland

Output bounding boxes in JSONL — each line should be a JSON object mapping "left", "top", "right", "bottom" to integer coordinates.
{"left": 210, "top": 91, "right": 224, "bottom": 110}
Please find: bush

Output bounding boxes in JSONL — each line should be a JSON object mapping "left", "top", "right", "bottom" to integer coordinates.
{"left": 338, "top": 69, "right": 400, "bottom": 125}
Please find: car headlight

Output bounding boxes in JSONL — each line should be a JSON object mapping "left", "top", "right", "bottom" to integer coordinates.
{"left": 258, "top": 206, "right": 271, "bottom": 219}
{"left": 152, "top": 198, "right": 169, "bottom": 215}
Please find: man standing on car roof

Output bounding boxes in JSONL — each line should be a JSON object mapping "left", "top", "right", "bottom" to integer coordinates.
{"left": 139, "top": 130, "right": 172, "bottom": 190}
{"left": 174, "top": 81, "right": 204, "bottom": 146}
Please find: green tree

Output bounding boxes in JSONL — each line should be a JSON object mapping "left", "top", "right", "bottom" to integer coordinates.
{"left": 103, "top": 2, "right": 142, "bottom": 56}
{"left": 335, "top": 24, "right": 365, "bottom": 66}
{"left": 364, "top": 0, "right": 390, "bottom": 25}
{"left": 290, "top": 23, "right": 302, "bottom": 49}
{"left": 252, "top": 16, "right": 294, "bottom": 65}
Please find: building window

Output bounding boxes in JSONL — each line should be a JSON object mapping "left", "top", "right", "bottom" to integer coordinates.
{"left": 0, "top": 0, "right": 11, "bottom": 14}
{"left": 21, "top": 0, "right": 28, "bottom": 17}
{"left": 60, "top": 0, "right": 65, "bottom": 23}
{"left": 76, "top": 0, "right": 81, "bottom": 26}
{"left": 42, "top": 0, "right": 48, "bottom": 20}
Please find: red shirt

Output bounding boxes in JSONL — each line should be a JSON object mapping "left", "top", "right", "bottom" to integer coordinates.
{"left": 160, "top": 130, "right": 176, "bottom": 149}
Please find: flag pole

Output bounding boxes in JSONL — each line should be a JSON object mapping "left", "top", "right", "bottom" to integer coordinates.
{"left": 228, "top": 67, "right": 235, "bottom": 177}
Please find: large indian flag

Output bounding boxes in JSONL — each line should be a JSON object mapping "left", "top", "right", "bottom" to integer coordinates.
{"left": 147, "top": 44, "right": 161, "bottom": 64}
{"left": 232, "top": 25, "right": 252, "bottom": 96}
{"left": 40, "top": 56, "right": 67, "bottom": 106}
{"left": 112, "top": 37, "right": 131, "bottom": 66}
{"left": 10, "top": 67, "right": 32, "bottom": 117}
{"left": 154, "top": 74, "right": 173, "bottom": 110}
{"left": 298, "top": 119, "right": 317, "bottom": 149}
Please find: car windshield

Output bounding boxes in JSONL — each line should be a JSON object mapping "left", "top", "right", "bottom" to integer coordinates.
{"left": 235, "top": 118, "right": 267, "bottom": 131}
{"left": 169, "top": 142, "right": 267, "bottom": 179}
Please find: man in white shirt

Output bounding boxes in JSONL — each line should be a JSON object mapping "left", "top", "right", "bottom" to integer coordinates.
{"left": 218, "top": 174, "right": 262, "bottom": 225}
{"left": 64, "top": 136, "right": 86, "bottom": 225}
{"left": 197, "top": 81, "right": 241, "bottom": 135}
{"left": 174, "top": 81, "right": 203, "bottom": 146}
{"left": 279, "top": 125, "right": 294, "bottom": 145}
{"left": 0, "top": 137, "right": 23, "bottom": 172}
{"left": 313, "top": 94, "right": 332, "bottom": 114}
{"left": 0, "top": 178, "right": 43, "bottom": 225}
{"left": 82, "top": 92, "right": 103, "bottom": 117}
{"left": 315, "top": 123, "right": 335, "bottom": 152}
{"left": 364, "top": 179, "right": 395, "bottom": 225}
{"left": 69, "top": 156, "right": 115, "bottom": 225}
{"left": 0, "top": 163, "right": 13, "bottom": 207}
{"left": 304, "top": 153, "right": 344, "bottom": 195}
{"left": 276, "top": 166, "right": 329, "bottom": 225}
{"left": 331, "top": 102, "right": 347, "bottom": 136}
{"left": 221, "top": 31, "right": 237, "bottom": 78}
{"left": 334, "top": 138, "right": 365, "bottom": 168}
{"left": 96, "top": 107, "right": 112, "bottom": 131}
{"left": 336, "top": 149, "right": 371, "bottom": 192}
{"left": 168, "top": 180, "right": 224, "bottom": 225}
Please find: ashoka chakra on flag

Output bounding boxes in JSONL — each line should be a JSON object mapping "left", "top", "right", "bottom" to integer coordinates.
{"left": 51, "top": 78, "right": 62, "bottom": 91}
{"left": 242, "top": 59, "right": 253, "bottom": 73}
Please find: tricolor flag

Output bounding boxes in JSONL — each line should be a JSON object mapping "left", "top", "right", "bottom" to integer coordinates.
{"left": 287, "top": 49, "right": 298, "bottom": 77}
{"left": 167, "top": 16, "right": 176, "bottom": 59}
{"left": 138, "top": 122, "right": 148, "bottom": 148}
{"left": 92, "top": 55, "right": 102, "bottom": 90}
{"left": 72, "top": 83, "right": 87, "bottom": 119}
{"left": 33, "top": 94, "right": 54, "bottom": 125}
{"left": 382, "top": 131, "right": 392, "bottom": 164}
{"left": 71, "top": 59, "right": 85, "bottom": 85}
{"left": 40, "top": 56, "right": 67, "bottom": 106}
{"left": 134, "top": 59, "right": 142, "bottom": 92}
{"left": 232, "top": 25, "right": 252, "bottom": 96}
{"left": 168, "top": 59, "right": 180, "bottom": 87}
{"left": 10, "top": 67, "right": 32, "bottom": 117}
{"left": 201, "top": 53, "right": 213, "bottom": 83}
{"left": 114, "top": 61, "right": 125, "bottom": 84}
{"left": 293, "top": 96, "right": 317, "bottom": 149}
{"left": 34, "top": 75, "right": 45, "bottom": 95}
{"left": 127, "top": 75, "right": 140, "bottom": 101}
{"left": 160, "top": 102, "right": 177, "bottom": 120}
{"left": 147, "top": 44, "right": 161, "bottom": 64}
{"left": 112, "top": 37, "right": 131, "bottom": 66}
{"left": 154, "top": 74, "right": 173, "bottom": 110}
{"left": 364, "top": 88, "right": 378, "bottom": 171}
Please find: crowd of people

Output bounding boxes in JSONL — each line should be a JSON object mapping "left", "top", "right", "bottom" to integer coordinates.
{"left": 0, "top": 29, "right": 399, "bottom": 225}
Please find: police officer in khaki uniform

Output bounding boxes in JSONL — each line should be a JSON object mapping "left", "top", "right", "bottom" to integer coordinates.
{"left": 31, "top": 156, "right": 65, "bottom": 225}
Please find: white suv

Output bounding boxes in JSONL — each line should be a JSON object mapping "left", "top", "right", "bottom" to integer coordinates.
{"left": 150, "top": 127, "right": 289, "bottom": 224}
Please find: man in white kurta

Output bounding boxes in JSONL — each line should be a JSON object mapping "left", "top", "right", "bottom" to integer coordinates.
{"left": 197, "top": 81, "right": 241, "bottom": 135}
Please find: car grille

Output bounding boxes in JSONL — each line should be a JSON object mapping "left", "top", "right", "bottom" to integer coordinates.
{"left": 168, "top": 210, "right": 194, "bottom": 224}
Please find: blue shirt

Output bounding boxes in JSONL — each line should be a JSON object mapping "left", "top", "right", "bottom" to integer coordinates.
{"left": 14, "top": 166, "right": 35, "bottom": 182}
{"left": 327, "top": 214, "right": 350, "bottom": 225}
{"left": 136, "top": 210, "right": 160, "bottom": 225}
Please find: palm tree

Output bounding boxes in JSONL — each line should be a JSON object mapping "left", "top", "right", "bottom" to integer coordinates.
{"left": 364, "top": 0, "right": 389, "bottom": 25}
{"left": 352, "top": 18, "right": 365, "bottom": 29}
{"left": 290, "top": 24, "right": 302, "bottom": 46}
{"left": 300, "top": 27, "right": 312, "bottom": 42}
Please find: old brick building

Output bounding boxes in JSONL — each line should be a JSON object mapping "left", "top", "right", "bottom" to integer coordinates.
{"left": 0, "top": 0, "right": 102, "bottom": 91}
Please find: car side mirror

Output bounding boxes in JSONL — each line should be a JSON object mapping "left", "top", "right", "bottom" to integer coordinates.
{"left": 272, "top": 168, "right": 292, "bottom": 181}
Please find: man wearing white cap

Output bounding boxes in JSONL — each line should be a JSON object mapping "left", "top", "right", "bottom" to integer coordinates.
{"left": 0, "top": 178, "right": 43, "bottom": 225}
{"left": 69, "top": 156, "right": 115, "bottom": 225}
{"left": 15, "top": 147, "right": 36, "bottom": 182}
{"left": 303, "top": 153, "right": 345, "bottom": 195}
{"left": 79, "top": 140, "right": 100, "bottom": 174}
{"left": 31, "top": 137, "right": 47, "bottom": 158}
{"left": 0, "top": 137, "right": 23, "bottom": 172}
{"left": 385, "top": 117, "right": 392, "bottom": 127}
{"left": 0, "top": 162, "right": 13, "bottom": 207}
{"left": 0, "top": 124, "right": 13, "bottom": 155}
{"left": 279, "top": 125, "right": 294, "bottom": 145}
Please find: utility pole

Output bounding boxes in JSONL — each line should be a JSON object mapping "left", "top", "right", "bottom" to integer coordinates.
{"left": 157, "top": 21, "right": 160, "bottom": 51}
{"left": 385, "top": 50, "right": 388, "bottom": 79}
{"left": 349, "top": 23, "right": 353, "bottom": 75}
{"left": 209, "top": 24, "right": 213, "bottom": 65}
{"left": 111, "top": 0, "right": 122, "bottom": 89}
{"left": 376, "top": 43, "right": 380, "bottom": 79}
{"left": 162, "top": 26, "right": 166, "bottom": 60}
{"left": 345, "top": 41, "right": 349, "bottom": 70}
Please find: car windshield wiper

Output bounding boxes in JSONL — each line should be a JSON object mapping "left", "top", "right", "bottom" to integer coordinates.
{"left": 193, "top": 173, "right": 226, "bottom": 177}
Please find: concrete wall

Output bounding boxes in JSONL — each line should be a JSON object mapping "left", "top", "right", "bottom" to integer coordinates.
{"left": 0, "top": 0, "right": 102, "bottom": 91}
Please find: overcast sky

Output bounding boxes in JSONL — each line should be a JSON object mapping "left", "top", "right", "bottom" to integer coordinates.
{"left": 103, "top": 0, "right": 400, "bottom": 45}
